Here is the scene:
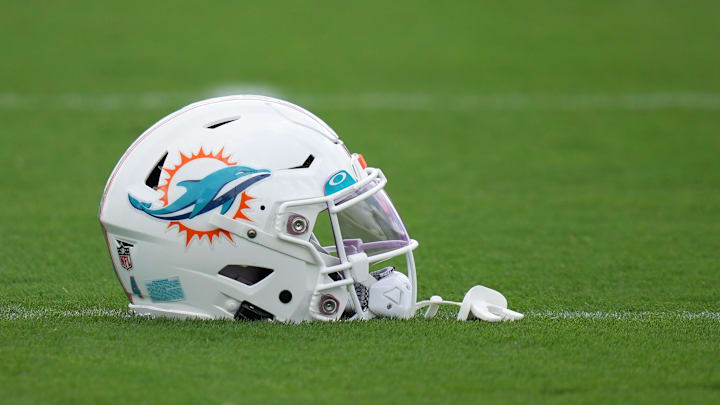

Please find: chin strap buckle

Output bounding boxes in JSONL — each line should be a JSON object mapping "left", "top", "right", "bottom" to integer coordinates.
{"left": 417, "top": 285, "right": 524, "bottom": 322}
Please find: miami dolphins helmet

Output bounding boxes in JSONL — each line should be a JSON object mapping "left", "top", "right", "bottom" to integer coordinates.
{"left": 99, "top": 95, "right": 522, "bottom": 323}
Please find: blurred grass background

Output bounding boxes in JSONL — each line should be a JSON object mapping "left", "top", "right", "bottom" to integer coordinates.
{"left": 1, "top": 1, "right": 719, "bottom": 403}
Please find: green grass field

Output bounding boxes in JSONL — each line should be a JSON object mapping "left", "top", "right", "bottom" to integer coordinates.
{"left": 1, "top": 1, "right": 719, "bottom": 403}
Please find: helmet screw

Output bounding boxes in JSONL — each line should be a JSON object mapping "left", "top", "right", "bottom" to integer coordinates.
{"left": 247, "top": 229, "right": 257, "bottom": 239}
{"left": 319, "top": 294, "right": 339, "bottom": 315}
{"left": 287, "top": 214, "right": 309, "bottom": 235}
{"left": 225, "top": 299, "right": 240, "bottom": 312}
{"left": 293, "top": 218, "right": 307, "bottom": 233}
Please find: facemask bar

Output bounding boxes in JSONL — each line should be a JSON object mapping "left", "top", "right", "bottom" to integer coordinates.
{"left": 276, "top": 167, "right": 419, "bottom": 321}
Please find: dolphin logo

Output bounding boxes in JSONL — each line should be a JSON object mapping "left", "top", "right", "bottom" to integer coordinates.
{"left": 128, "top": 166, "right": 271, "bottom": 221}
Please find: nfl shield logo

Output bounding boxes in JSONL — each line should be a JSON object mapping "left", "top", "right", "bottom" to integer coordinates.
{"left": 116, "top": 240, "right": 134, "bottom": 271}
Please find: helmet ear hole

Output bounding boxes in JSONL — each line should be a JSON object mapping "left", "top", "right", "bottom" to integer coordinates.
{"left": 279, "top": 290, "right": 292, "bottom": 303}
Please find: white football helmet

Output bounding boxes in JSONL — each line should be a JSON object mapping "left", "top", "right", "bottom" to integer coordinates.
{"left": 99, "top": 96, "right": 522, "bottom": 323}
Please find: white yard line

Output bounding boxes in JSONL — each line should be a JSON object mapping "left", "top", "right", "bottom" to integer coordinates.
{"left": 526, "top": 310, "right": 720, "bottom": 322}
{"left": 0, "top": 307, "right": 131, "bottom": 321}
{"left": 1, "top": 91, "right": 720, "bottom": 111}
{"left": 1, "top": 306, "right": 718, "bottom": 321}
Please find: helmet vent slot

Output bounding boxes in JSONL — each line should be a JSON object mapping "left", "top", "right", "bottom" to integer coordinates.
{"left": 145, "top": 152, "right": 168, "bottom": 189}
{"left": 289, "top": 154, "right": 314, "bottom": 169}
{"left": 235, "top": 301, "right": 274, "bottom": 321}
{"left": 219, "top": 265, "right": 273, "bottom": 286}
{"left": 206, "top": 117, "right": 239, "bottom": 129}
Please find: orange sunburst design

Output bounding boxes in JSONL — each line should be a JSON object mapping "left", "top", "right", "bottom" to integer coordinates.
{"left": 233, "top": 192, "right": 255, "bottom": 221}
{"left": 168, "top": 221, "right": 233, "bottom": 246}
{"left": 156, "top": 147, "right": 257, "bottom": 246}
{"left": 157, "top": 147, "right": 235, "bottom": 207}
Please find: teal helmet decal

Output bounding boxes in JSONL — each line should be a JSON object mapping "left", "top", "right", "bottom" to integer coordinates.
{"left": 128, "top": 165, "right": 270, "bottom": 221}
{"left": 325, "top": 170, "right": 356, "bottom": 195}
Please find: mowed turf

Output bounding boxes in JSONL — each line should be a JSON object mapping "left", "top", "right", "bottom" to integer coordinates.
{"left": 1, "top": 1, "right": 719, "bottom": 404}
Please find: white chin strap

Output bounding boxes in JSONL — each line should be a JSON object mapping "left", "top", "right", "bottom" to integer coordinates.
{"left": 364, "top": 268, "right": 524, "bottom": 322}
{"left": 415, "top": 285, "right": 524, "bottom": 322}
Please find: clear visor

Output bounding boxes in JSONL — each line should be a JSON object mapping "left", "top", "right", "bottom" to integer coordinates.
{"left": 292, "top": 168, "right": 419, "bottom": 320}
{"left": 333, "top": 181, "right": 410, "bottom": 256}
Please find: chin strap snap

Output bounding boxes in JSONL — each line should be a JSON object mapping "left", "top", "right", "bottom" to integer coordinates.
{"left": 415, "top": 285, "right": 524, "bottom": 322}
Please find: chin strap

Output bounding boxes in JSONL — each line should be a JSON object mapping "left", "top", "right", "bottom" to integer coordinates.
{"left": 415, "top": 285, "right": 524, "bottom": 322}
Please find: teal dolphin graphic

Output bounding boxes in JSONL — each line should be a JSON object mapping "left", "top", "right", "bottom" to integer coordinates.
{"left": 128, "top": 166, "right": 271, "bottom": 221}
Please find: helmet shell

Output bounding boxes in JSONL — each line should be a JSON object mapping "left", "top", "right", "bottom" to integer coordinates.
{"left": 99, "top": 96, "right": 359, "bottom": 322}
